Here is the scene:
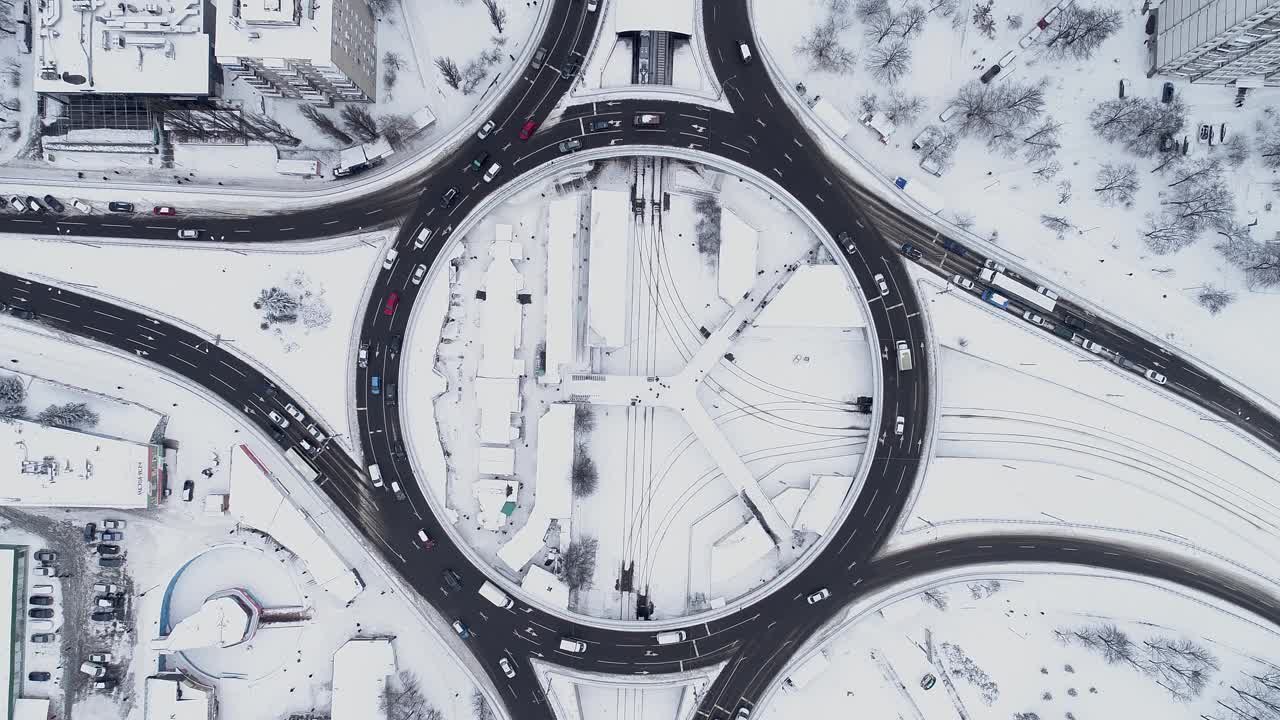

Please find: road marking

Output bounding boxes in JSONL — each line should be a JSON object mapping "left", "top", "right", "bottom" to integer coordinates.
{"left": 84, "top": 324, "right": 113, "bottom": 336}
{"left": 678, "top": 131, "right": 705, "bottom": 140}
{"left": 127, "top": 338, "right": 157, "bottom": 351}
{"left": 720, "top": 141, "right": 749, "bottom": 155}
{"left": 210, "top": 374, "right": 236, "bottom": 391}
{"left": 50, "top": 297, "right": 80, "bottom": 309}
{"left": 323, "top": 219, "right": 340, "bottom": 225}
{"left": 168, "top": 353, "right": 197, "bottom": 369}
{"left": 762, "top": 94, "right": 774, "bottom": 108}
{"left": 886, "top": 302, "right": 904, "bottom": 311}
{"left": 234, "top": 229, "right": 250, "bottom": 233}
{"left": 782, "top": 152, "right": 792, "bottom": 163}
{"left": 145, "top": 226, "right": 168, "bottom": 230}
{"left": 365, "top": 208, "right": 382, "bottom": 215}
{"left": 771, "top": 168, "right": 783, "bottom": 178}
{"left": 814, "top": 194, "right": 823, "bottom": 203}
{"left": 94, "top": 309, "right": 124, "bottom": 321}
{"left": 220, "top": 360, "right": 246, "bottom": 377}
{"left": 280, "top": 227, "right": 295, "bottom": 232}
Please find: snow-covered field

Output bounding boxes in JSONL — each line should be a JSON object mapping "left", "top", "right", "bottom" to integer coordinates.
{"left": 755, "top": 0, "right": 1280, "bottom": 414}
{"left": 763, "top": 567, "right": 1280, "bottom": 720}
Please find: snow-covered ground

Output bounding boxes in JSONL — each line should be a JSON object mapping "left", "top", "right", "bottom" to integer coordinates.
{"left": 0, "top": 314, "right": 493, "bottom": 720}
{"left": 755, "top": 0, "right": 1280, "bottom": 415}
{"left": 0, "top": 232, "right": 383, "bottom": 454}
{"left": 762, "top": 566, "right": 1280, "bottom": 720}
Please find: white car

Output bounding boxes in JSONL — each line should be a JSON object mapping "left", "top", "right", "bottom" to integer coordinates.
{"left": 177, "top": 229, "right": 200, "bottom": 239}
{"left": 298, "top": 438, "right": 314, "bottom": 454}
{"left": 306, "top": 424, "right": 327, "bottom": 443}
{"left": 806, "top": 588, "right": 831, "bottom": 604}
{"left": 482, "top": 163, "right": 502, "bottom": 183}
{"left": 983, "top": 258, "right": 1007, "bottom": 273}
{"left": 587, "top": 0, "right": 598, "bottom": 10}
{"left": 873, "top": 273, "right": 889, "bottom": 296}
{"left": 499, "top": 658, "right": 516, "bottom": 678}
{"left": 71, "top": 198, "right": 92, "bottom": 213}
{"left": 1018, "top": 26, "right": 1043, "bottom": 48}
{"left": 285, "top": 403, "right": 305, "bottom": 422}
{"left": 1144, "top": 368, "right": 1167, "bottom": 385}
{"left": 383, "top": 248, "right": 399, "bottom": 270}
{"left": 1022, "top": 310, "right": 1045, "bottom": 326}
{"left": 952, "top": 274, "right": 975, "bottom": 291}
{"left": 477, "top": 120, "right": 495, "bottom": 139}
{"left": 998, "top": 49, "right": 1017, "bottom": 67}
{"left": 413, "top": 227, "right": 432, "bottom": 249}
{"left": 267, "top": 410, "right": 289, "bottom": 429}
{"left": 412, "top": 263, "right": 427, "bottom": 286}
{"left": 894, "top": 415, "right": 905, "bottom": 436}
{"left": 1083, "top": 340, "right": 1105, "bottom": 354}
{"left": 1035, "top": 285, "right": 1060, "bottom": 301}
{"left": 102, "top": 519, "right": 125, "bottom": 530}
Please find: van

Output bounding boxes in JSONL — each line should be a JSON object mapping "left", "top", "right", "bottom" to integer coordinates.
{"left": 656, "top": 630, "right": 687, "bottom": 645}
{"left": 367, "top": 463, "right": 384, "bottom": 488}
{"left": 559, "top": 637, "right": 587, "bottom": 653}
{"left": 31, "top": 584, "right": 54, "bottom": 595}
{"left": 478, "top": 580, "right": 514, "bottom": 609}
{"left": 896, "top": 341, "right": 913, "bottom": 371}
{"left": 414, "top": 227, "right": 433, "bottom": 249}
{"left": 383, "top": 248, "right": 398, "bottom": 270}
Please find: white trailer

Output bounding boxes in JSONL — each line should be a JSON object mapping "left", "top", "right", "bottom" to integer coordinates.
{"left": 783, "top": 650, "right": 831, "bottom": 691}
{"left": 811, "top": 98, "right": 853, "bottom": 139}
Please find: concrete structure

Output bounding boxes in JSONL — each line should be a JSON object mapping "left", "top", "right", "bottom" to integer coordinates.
{"left": 34, "top": 0, "right": 211, "bottom": 96}
{"left": 153, "top": 591, "right": 260, "bottom": 652}
{"left": 144, "top": 673, "right": 216, "bottom": 720}
{"left": 543, "top": 197, "right": 578, "bottom": 385}
{"left": 332, "top": 638, "right": 396, "bottom": 720}
{"left": 1150, "top": 0, "right": 1280, "bottom": 85}
{"left": 614, "top": 0, "right": 695, "bottom": 36}
{"left": 215, "top": 0, "right": 377, "bottom": 103}
{"left": 476, "top": 378, "right": 522, "bottom": 445}
{"left": 588, "top": 190, "right": 630, "bottom": 348}
{"left": 792, "top": 474, "right": 851, "bottom": 536}
{"left": 498, "top": 404, "right": 575, "bottom": 572}
{"left": 0, "top": 419, "right": 160, "bottom": 509}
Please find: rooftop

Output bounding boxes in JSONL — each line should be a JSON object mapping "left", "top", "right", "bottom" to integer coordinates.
{"left": 588, "top": 190, "right": 630, "bottom": 347}
{"left": 144, "top": 674, "right": 214, "bottom": 720}
{"left": 0, "top": 548, "right": 13, "bottom": 720}
{"left": 0, "top": 419, "right": 158, "bottom": 509}
{"left": 34, "top": 0, "right": 211, "bottom": 96}
{"left": 332, "top": 638, "right": 397, "bottom": 720}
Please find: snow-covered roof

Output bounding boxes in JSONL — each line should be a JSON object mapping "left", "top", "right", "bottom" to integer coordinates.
{"left": 144, "top": 674, "right": 214, "bottom": 720}
{"left": 588, "top": 190, "right": 630, "bottom": 347}
{"left": 229, "top": 444, "right": 363, "bottom": 603}
{"left": 474, "top": 478, "right": 518, "bottom": 529}
{"left": 614, "top": 0, "right": 695, "bottom": 36}
{"left": 12, "top": 699, "right": 49, "bottom": 720}
{"left": 710, "top": 518, "right": 774, "bottom": 586}
{"left": 478, "top": 446, "right": 516, "bottom": 477}
{"left": 153, "top": 595, "right": 253, "bottom": 652}
{"left": 0, "top": 419, "right": 158, "bottom": 509}
{"left": 521, "top": 564, "right": 570, "bottom": 610}
{"left": 476, "top": 377, "right": 522, "bottom": 445}
{"left": 498, "top": 404, "right": 575, "bottom": 571}
{"left": 543, "top": 197, "right": 578, "bottom": 385}
{"left": 811, "top": 98, "right": 853, "bottom": 138}
{"left": 332, "top": 639, "right": 396, "bottom": 720}
{"left": 793, "top": 474, "right": 850, "bottom": 536}
{"left": 35, "top": 0, "right": 211, "bottom": 95}
{"left": 0, "top": 548, "right": 13, "bottom": 720}
{"left": 754, "top": 265, "right": 866, "bottom": 328}
{"left": 479, "top": 239, "right": 526, "bottom": 378}
{"left": 718, "top": 209, "right": 758, "bottom": 302}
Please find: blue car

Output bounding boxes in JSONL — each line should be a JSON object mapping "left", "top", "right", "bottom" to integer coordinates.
{"left": 371, "top": 375, "right": 381, "bottom": 395}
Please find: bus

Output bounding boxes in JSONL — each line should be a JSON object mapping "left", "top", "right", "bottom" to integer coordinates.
{"left": 978, "top": 269, "right": 1056, "bottom": 314}
{"left": 284, "top": 447, "right": 321, "bottom": 483}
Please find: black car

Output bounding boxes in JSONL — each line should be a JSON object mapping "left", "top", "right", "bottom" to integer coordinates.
{"left": 470, "top": 151, "right": 490, "bottom": 171}
{"left": 979, "top": 64, "right": 1001, "bottom": 83}
{"left": 263, "top": 380, "right": 278, "bottom": 398}
{"left": 42, "top": 195, "right": 65, "bottom": 213}
{"left": 107, "top": 201, "right": 134, "bottom": 213}
{"left": 442, "top": 568, "right": 463, "bottom": 591}
{"left": 98, "top": 556, "right": 123, "bottom": 568}
{"left": 182, "top": 480, "right": 194, "bottom": 501}
{"left": 29, "top": 595, "right": 53, "bottom": 606}
{"left": 8, "top": 306, "right": 35, "bottom": 320}
{"left": 388, "top": 334, "right": 402, "bottom": 357}
{"left": 30, "top": 633, "right": 54, "bottom": 643}
{"left": 558, "top": 139, "right": 582, "bottom": 154}
{"left": 271, "top": 428, "right": 288, "bottom": 445}
{"left": 837, "top": 231, "right": 855, "bottom": 254}
{"left": 97, "top": 544, "right": 121, "bottom": 556}
{"left": 941, "top": 238, "right": 967, "bottom": 256}
{"left": 441, "top": 188, "right": 459, "bottom": 208}
{"left": 93, "top": 678, "right": 117, "bottom": 690}
{"left": 28, "top": 608, "right": 53, "bottom": 619}
{"left": 84, "top": 521, "right": 97, "bottom": 542}
{"left": 587, "top": 119, "right": 612, "bottom": 132}
{"left": 899, "top": 242, "right": 924, "bottom": 260}
{"left": 386, "top": 383, "right": 398, "bottom": 406}
{"left": 560, "top": 61, "right": 579, "bottom": 80}
{"left": 90, "top": 610, "right": 115, "bottom": 621}
{"left": 1161, "top": 81, "right": 1175, "bottom": 103}
{"left": 1062, "top": 313, "right": 1088, "bottom": 330}
{"left": 28, "top": 671, "right": 51, "bottom": 682}
{"left": 34, "top": 550, "right": 56, "bottom": 563}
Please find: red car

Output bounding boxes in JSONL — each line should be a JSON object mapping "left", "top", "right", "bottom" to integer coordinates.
{"left": 519, "top": 121, "right": 539, "bottom": 141}
{"left": 383, "top": 292, "right": 399, "bottom": 315}
{"left": 153, "top": 206, "right": 176, "bottom": 216}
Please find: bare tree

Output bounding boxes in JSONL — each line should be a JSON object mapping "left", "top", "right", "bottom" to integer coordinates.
{"left": 560, "top": 537, "right": 599, "bottom": 591}
{"left": 0, "top": 404, "right": 24, "bottom": 423}
{"left": 1141, "top": 637, "right": 1218, "bottom": 701}
{"left": 0, "top": 96, "right": 19, "bottom": 113}
{"left": 897, "top": 4, "right": 929, "bottom": 37}
{"left": 383, "top": 51, "right": 405, "bottom": 93}
{"left": 299, "top": 104, "right": 353, "bottom": 144}
{"left": 1089, "top": 97, "right": 1186, "bottom": 156}
{"left": 378, "top": 113, "right": 417, "bottom": 149}
{"left": 1215, "top": 222, "right": 1280, "bottom": 288}
{"left": 971, "top": 0, "right": 996, "bottom": 39}
{"left": 952, "top": 79, "right": 1045, "bottom": 138}
{"left": 340, "top": 104, "right": 379, "bottom": 142}
{"left": 571, "top": 443, "right": 599, "bottom": 496}
{"left": 1040, "top": 214, "right": 1073, "bottom": 239}
{"left": 1032, "top": 161, "right": 1062, "bottom": 183}
{"left": 1195, "top": 285, "right": 1235, "bottom": 315}
{"left": 366, "top": 0, "right": 399, "bottom": 19}
{"left": 884, "top": 91, "right": 925, "bottom": 125}
{"left": 919, "top": 126, "right": 959, "bottom": 172}
{"left": 1006, "top": 13, "right": 1023, "bottom": 29}
{"left": 481, "top": 0, "right": 507, "bottom": 33}
{"left": 382, "top": 671, "right": 443, "bottom": 720}
{"left": 941, "top": 642, "right": 1000, "bottom": 704}
{"left": 920, "top": 589, "right": 949, "bottom": 610}
{"left": 1155, "top": 158, "right": 1234, "bottom": 240}
{"left": 1042, "top": 4, "right": 1123, "bottom": 60}
{"left": 795, "top": 17, "right": 859, "bottom": 73}
{"left": 865, "top": 42, "right": 912, "bottom": 85}
{"left": 1094, "top": 162, "right": 1139, "bottom": 207}
{"left": 1054, "top": 179, "right": 1072, "bottom": 203}
{"left": 1258, "top": 110, "right": 1280, "bottom": 169}
{"left": 1, "top": 57, "right": 19, "bottom": 88}
{"left": 461, "top": 58, "right": 490, "bottom": 94}
{"left": 435, "top": 56, "right": 463, "bottom": 89}
{"left": 1021, "top": 116, "right": 1062, "bottom": 163}
{"left": 1143, "top": 213, "right": 1197, "bottom": 254}
{"left": 855, "top": 0, "right": 890, "bottom": 21}
{"left": 925, "top": 0, "right": 958, "bottom": 15}
{"left": 952, "top": 211, "right": 975, "bottom": 230}
{"left": 864, "top": 11, "right": 905, "bottom": 44}
{"left": 1222, "top": 134, "right": 1249, "bottom": 167}
{"left": 857, "top": 91, "right": 878, "bottom": 115}
{"left": 1209, "top": 666, "right": 1280, "bottom": 720}
{"left": 470, "top": 689, "right": 497, "bottom": 720}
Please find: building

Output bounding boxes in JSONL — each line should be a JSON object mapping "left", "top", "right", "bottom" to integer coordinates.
{"left": 0, "top": 419, "right": 161, "bottom": 509}
{"left": 1149, "top": 0, "right": 1280, "bottom": 85}
{"left": 144, "top": 673, "right": 216, "bottom": 720}
{"left": 215, "top": 0, "right": 377, "bottom": 104}
{"left": 0, "top": 546, "right": 22, "bottom": 720}
{"left": 33, "top": 0, "right": 211, "bottom": 96}
{"left": 331, "top": 639, "right": 396, "bottom": 720}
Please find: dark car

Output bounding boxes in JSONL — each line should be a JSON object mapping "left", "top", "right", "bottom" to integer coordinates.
{"left": 93, "top": 678, "right": 117, "bottom": 690}
{"left": 470, "top": 151, "right": 490, "bottom": 171}
{"left": 900, "top": 242, "right": 924, "bottom": 260}
{"left": 271, "top": 428, "right": 288, "bottom": 445}
{"left": 182, "top": 480, "right": 194, "bottom": 502}
{"left": 97, "top": 544, "right": 121, "bottom": 556}
{"left": 9, "top": 306, "right": 35, "bottom": 320}
{"left": 388, "top": 334, "right": 402, "bottom": 357}
{"left": 979, "top": 64, "right": 1002, "bottom": 83}
{"left": 1161, "top": 81, "right": 1175, "bottom": 103}
{"left": 28, "top": 671, "right": 51, "bottom": 682}
{"left": 31, "top": 633, "right": 55, "bottom": 643}
{"left": 84, "top": 522, "right": 96, "bottom": 542}
{"left": 558, "top": 139, "right": 582, "bottom": 153}
{"left": 263, "top": 380, "right": 278, "bottom": 398}
{"left": 28, "top": 608, "right": 53, "bottom": 619}
{"left": 107, "top": 201, "right": 134, "bottom": 213}
{"left": 42, "top": 195, "right": 65, "bottom": 213}
{"left": 560, "top": 61, "right": 579, "bottom": 80}
{"left": 91, "top": 610, "right": 116, "bottom": 621}
{"left": 837, "top": 231, "right": 855, "bottom": 254}
{"left": 29, "top": 595, "right": 53, "bottom": 606}
{"left": 101, "top": 530, "right": 122, "bottom": 542}
{"left": 98, "top": 557, "right": 123, "bottom": 569}
{"left": 587, "top": 119, "right": 612, "bottom": 132}
{"left": 941, "top": 238, "right": 967, "bottom": 256}
{"left": 1063, "top": 313, "right": 1089, "bottom": 330}
{"left": 386, "top": 383, "right": 398, "bottom": 406}
{"left": 531, "top": 46, "right": 548, "bottom": 70}
{"left": 371, "top": 375, "right": 381, "bottom": 395}
{"left": 34, "top": 550, "right": 56, "bottom": 563}
{"left": 442, "top": 568, "right": 463, "bottom": 591}
{"left": 24, "top": 196, "right": 44, "bottom": 212}
{"left": 441, "top": 187, "right": 459, "bottom": 208}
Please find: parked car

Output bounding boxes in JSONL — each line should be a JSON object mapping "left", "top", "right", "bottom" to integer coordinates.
{"left": 1119, "top": 78, "right": 1131, "bottom": 98}
{"left": 477, "top": 119, "right": 495, "bottom": 139}
{"left": 29, "top": 595, "right": 53, "bottom": 606}
{"left": 91, "top": 609, "right": 116, "bottom": 621}
{"left": 1161, "top": 81, "right": 1175, "bottom": 103}
{"left": 93, "top": 679, "right": 117, "bottom": 691}
{"left": 181, "top": 480, "right": 194, "bottom": 502}
{"left": 519, "top": 120, "right": 539, "bottom": 140}
{"left": 89, "top": 652, "right": 113, "bottom": 663}
{"left": 107, "top": 201, "right": 134, "bottom": 213}
{"left": 103, "top": 518, "right": 125, "bottom": 530}
{"left": 33, "top": 566, "right": 54, "bottom": 577}
{"left": 30, "top": 633, "right": 55, "bottom": 643}
{"left": 980, "top": 65, "right": 1002, "bottom": 83}
{"left": 24, "top": 196, "right": 43, "bottom": 212}
{"left": 98, "top": 557, "right": 123, "bottom": 569}
{"left": 101, "top": 530, "right": 122, "bottom": 542}
{"left": 42, "top": 195, "right": 65, "bottom": 213}
{"left": 92, "top": 583, "right": 121, "bottom": 594}
{"left": 153, "top": 206, "right": 176, "bottom": 216}
{"left": 7, "top": 195, "right": 25, "bottom": 212}
{"left": 34, "top": 550, "right": 56, "bottom": 563}
{"left": 28, "top": 608, "right": 53, "bottom": 619}
{"left": 28, "top": 671, "right": 51, "bottom": 682}
{"left": 97, "top": 544, "right": 121, "bottom": 556}
{"left": 71, "top": 198, "right": 92, "bottom": 213}
{"left": 96, "top": 597, "right": 116, "bottom": 608}
{"left": 558, "top": 139, "right": 582, "bottom": 153}
{"left": 84, "top": 522, "right": 97, "bottom": 542}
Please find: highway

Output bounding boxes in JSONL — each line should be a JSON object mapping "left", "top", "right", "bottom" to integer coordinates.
{"left": 0, "top": 0, "right": 1279, "bottom": 718}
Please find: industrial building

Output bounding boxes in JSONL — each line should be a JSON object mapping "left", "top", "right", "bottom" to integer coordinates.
{"left": 0, "top": 419, "right": 161, "bottom": 509}
{"left": 1149, "top": 0, "right": 1280, "bottom": 85}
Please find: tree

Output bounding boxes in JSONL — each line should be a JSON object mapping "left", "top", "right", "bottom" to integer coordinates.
{"left": 1054, "top": 179, "right": 1072, "bottom": 203}
{"left": 1094, "top": 162, "right": 1139, "bottom": 207}
{"left": 883, "top": 91, "right": 924, "bottom": 125}
{"left": 1089, "top": 97, "right": 1186, "bottom": 156}
{"left": 918, "top": 125, "right": 959, "bottom": 172}
{"left": 481, "top": 0, "right": 507, "bottom": 33}
{"left": 36, "top": 402, "right": 99, "bottom": 429}
{"left": 383, "top": 51, "right": 405, "bottom": 93}
{"left": 865, "top": 42, "right": 912, "bottom": 85}
{"left": 897, "top": 4, "right": 929, "bottom": 37}
{"left": 1006, "top": 13, "right": 1023, "bottom": 29}
{"left": 1196, "top": 285, "right": 1235, "bottom": 315}
{"left": 1258, "top": 110, "right": 1280, "bottom": 169}
{"left": 1040, "top": 214, "right": 1073, "bottom": 239}
{"left": 1032, "top": 161, "right": 1062, "bottom": 183}
{"left": 1142, "top": 637, "right": 1218, "bottom": 701}
{"left": 1042, "top": 4, "right": 1123, "bottom": 61}
{"left": 298, "top": 104, "right": 353, "bottom": 144}
{"left": 378, "top": 113, "right": 417, "bottom": 149}
{"left": 857, "top": 91, "right": 878, "bottom": 115}
{"left": 855, "top": 0, "right": 889, "bottom": 21}
{"left": 366, "top": 0, "right": 398, "bottom": 18}
{"left": 560, "top": 537, "right": 598, "bottom": 591}
{"left": 381, "top": 671, "right": 442, "bottom": 720}
{"left": 1215, "top": 223, "right": 1280, "bottom": 288}
{"left": 0, "top": 96, "right": 19, "bottom": 112}
{"left": 435, "top": 56, "right": 463, "bottom": 89}
{"left": 796, "top": 17, "right": 858, "bottom": 73}
{"left": 256, "top": 286, "right": 300, "bottom": 324}
{"left": 574, "top": 403, "right": 596, "bottom": 434}
{"left": 864, "top": 11, "right": 904, "bottom": 44}
{"left": 470, "top": 689, "right": 496, "bottom": 720}
{"left": 0, "top": 404, "right": 24, "bottom": 423}
{"left": 340, "top": 104, "right": 379, "bottom": 142}
{"left": 0, "top": 374, "right": 25, "bottom": 405}
{"left": 1, "top": 57, "right": 19, "bottom": 88}
{"left": 1209, "top": 666, "right": 1280, "bottom": 720}
{"left": 1021, "top": 116, "right": 1062, "bottom": 163}
{"left": 571, "top": 443, "right": 599, "bottom": 496}
{"left": 1152, "top": 158, "right": 1234, "bottom": 245}
{"left": 1222, "top": 134, "right": 1249, "bottom": 167}
{"left": 971, "top": 0, "right": 996, "bottom": 39}
{"left": 925, "top": 0, "right": 957, "bottom": 15}
{"left": 461, "top": 58, "right": 489, "bottom": 94}
{"left": 1143, "top": 213, "right": 1197, "bottom": 254}
{"left": 920, "top": 589, "right": 949, "bottom": 610}
{"left": 952, "top": 79, "right": 1046, "bottom": 138}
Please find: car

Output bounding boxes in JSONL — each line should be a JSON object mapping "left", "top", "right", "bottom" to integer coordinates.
{"left": 43, "top": 195, "right": 65, "bottom": 213}
{"left": 8, "top": 306, "right": 35, "bottom": 320}
{"left": 30, "top": 584, "right": 53, "bottom": 595}
{"left": 587, "top": 118, "right": 612, "bottom": 132}
{"left": 388, "top": 334, "right": 403, "bottom": 357}
{"left": 34, "top": 550, "right": 56, "bottom": 563}
{"left": 982, "top": 258, "right": 1007, "bottom": 274}
{"left": 84, "top": 522, "right": 97, "bottom": 542}
{"left": 1063, "top": 313, "right": 1088, "bottom": 330}
{"left": 920, "top": 673, "right": 937, "bottom": 690}
{"left": 952, "top": 274, "right": 975, "bottom": 291}
{"left": 1161, "top": 81, "right": 1175, "bottom": 103}
{"left": 1037, "top": 5, "right": 1061, "bottom": 28}
{"left": 28, "top": 608, "right": 53, "bottom": 619}
{"left": 371, "top": 375, "right": 381, "bottom": 395}
{"left": 531, "top": 46, "right": 548, "bottom": 70}
{"left": 28, "top": 671, "right": 51, "bottom": 682}
{"left": 383, "top": 247, "right": 399, "bottom": 270}
{"left": 482, "top": 162, "right": 502, "bottom": 183}
{"left": 1144, "top": 368, "right": 1167, "bottom": 385}
{"left": 33, "top": 566, "right": 54, "bottom": 577}
{"left": 98, "top": 557, "right": 123, "bottom": 569}
{"left": 383, "top": 292, "right": 400, "bottom": 315}
{"left": 7, "top": 195, "right": 25, "bottom": 212}
{"left": 29, "top": 595, "right": 53, "bottom": 606}
{"left": 452, "top": 620, "right": 471, "bottom": 639}
{"left": 71, "top": 198, "right": 91, "bottom": 213}
{"left": 558, "top": 139, "right": 582, "bottom": 153}
{"left": 181, "top": 480, "right": 194, "bottom": 501}
{"left": 285, "top": 403, "right": 305, "bottom": 422}
{"left": 92, "top": 583, "right": 121, "bottom": 594}
{"left": 177, "top": 229, "right": 201, "bottom": 239}
{"left": 417, "top": 529, "right": 436, "bottom": 549}
{"left": 470, "top": 151, "right": 490, "bottom": 171}
{"left": 1022, "top": 310, "right": 1045, "bottom": 326}
{"left": 837, "top": 231, "right": 855, "bottom": 253}
{"left": 411, "top": 263, "right": 427, "bottom": 286}
{"left": 30, "top": 633, "right": 54, "bottom": 643}
{"left": 441, "top": 187, "right": 459, "bottom": 208}
{"left": 24, "top": 196, "right": 42, "bottom": 212}
{"left": 442, "top": 568, "right": 464, "bottom": 591}
{"left": 413, "top": 227, "right": 433, "bottom": 249}
{"left": 633, "top": 113, "right": 663, "bottom": 127}
{"left": 90, "top": 652, "right": 113, "bottom": 663}
{"left": 737, "top": 39, "right": 753, "bottom": 64}
{"left": 979, "top": 64, "right": 1001, "bottom": 83}
{"left": 736, "top": 709, "right": 751, "bottom": 720}
{"left": 103, "top": 519, "right": 125, "bottom": 530}
{"left": 391, "top": 481, "right": 405, "bottom": 500}
{"left": 477, "top": 119, "right": 495, "bottom": 139}
{"left": 894, "top": 415, "right": 905, "bottom": 436}
{"left": 499, "top": 658, "right": 516, "bottom": 678}
{"left": 153, "top": 206, "right": 176, "bottom": 216}
{"left": 90, "top": 609, "right": 116, "bottom": 621}
{"left": 263, "top": 380, "right": 278, "bottom": 398}
{"left": 1198, "top": 124, "right": 1212, "bottom": 143}
{"left": 587, "top": 0, "right": 598, "bottom": 10}
{"left": 100, "top": 530, "right": 122, "bottom": 542}
{"left": 519, "top": 120, "right": 539, "bottom": 140}
{"left": 306, "top": 424, "right": 327, "bottom": 443}
{"left": 357, "top": 343, "right": 368, "bottom": 368}
{"left": 873, "top": 273, "right": 889, "bottom": 296}
{"left": 107, "top": 201, "right": 134, "bottom": 213}
{"left": 96, "top": 597, "right": 116, "bottom": 608}
{"left": 560, "top": 61, "right": 579, "bottom": 80}
{"left": 298, "top": 438, "right": 314, "bottom": 454}
{"left": 1083, "top": 339, "right": 1105, "bottom": 354}
{"left": 1018, "top": 26, "right": 1043, "bottom": 47}
{"left": 268, "top": 410, "right": 289, "bottom": 429}
{"left": 899, "top": 242, "right": 923, "bottom": 260}
{"left": 1119, "top": 78, "right": 1131, "bottom": 98}
{"left": 806, "top": 588, "right": 831, "bottom": 604}
{"left": 93, "top": 679, "right": 117, "bottom": 691}
{"left": 941, "top": 238, "right": 967, "bottom": 256}
{"left": 97, "top": 544, "right": 121, "bottom": 556}
{"left": 998, "top": 49, "right": 1017, "bottom": 67}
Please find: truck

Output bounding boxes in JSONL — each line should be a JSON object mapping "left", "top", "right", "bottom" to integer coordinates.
{"left": 811, "top": 98, "right": 853, "bottom": 139}
{"left": 784, "top": 650, "right": 831, "bottom": 691}
{"left": 982, "top": 290, "right": 1010, "bottom": 309}
{"left": 284, "top": 447, "right": 320, "bottom": 483}
{"left": 894, "top": 176, "right": 944, "bottom": 214}
{"left": 333, "top": 137, "right": 394, "bottom": 178}
{"left": 896, "top": 341, "right": 913, "bottom": 371}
